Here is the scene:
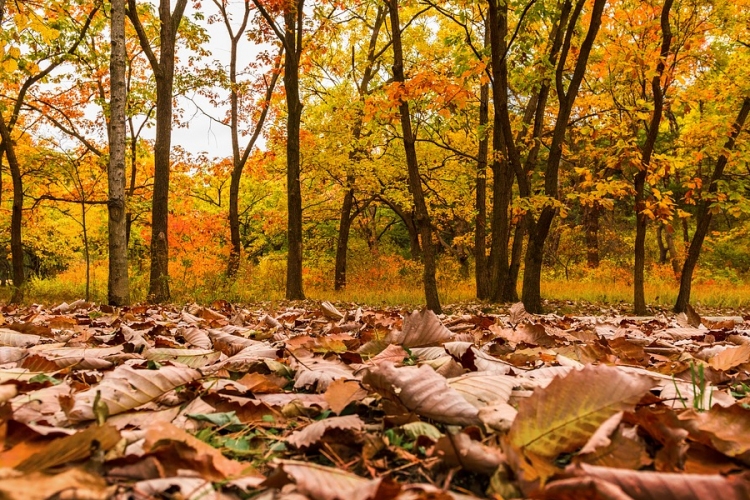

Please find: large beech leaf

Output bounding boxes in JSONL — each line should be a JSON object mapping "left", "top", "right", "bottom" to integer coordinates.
{"left": 434, "top": 431, "right": 505, "bottom": 475}
{"left": 544, "top": 463, "right": 750, "bottom": 500}
{"left": 68, "top": 364, "right": 201, "bottom": 421}
{"left": 0, "top": 329, "right": 40, "bottom": 348}
{"left": 144, "top": 348, "right": 221, "bottom": 368}
{"left": 286, "top": 414, "right": 364, "bottom": 448}
{"left": 390, "top": 309, "right": 452, "bottom": 348}
{"left": 263, "top": 459, "right": 400, "bottom": 500}
{"left": 509, "top": 364, "right": 655, "bottom": 458}
{"left": 447, "top": 371, "right": 516, "bottom": 408}
{"left": 291, "top": 349, "right": 356, "bottom": 392}
{"left": 362, "top": 362, "right": 480, "bottom": 426}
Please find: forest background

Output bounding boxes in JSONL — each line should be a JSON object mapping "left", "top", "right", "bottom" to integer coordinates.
{"left": 0, "top": 0, "right": 749, "bottom": 315}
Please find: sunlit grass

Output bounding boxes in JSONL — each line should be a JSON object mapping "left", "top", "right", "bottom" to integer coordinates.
{"left": 2, "top": 257, "right": 750, "bottom": 314}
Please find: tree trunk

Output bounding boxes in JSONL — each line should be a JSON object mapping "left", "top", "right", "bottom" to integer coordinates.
{"left": 505, "top": 216, "right": 525, "bottom": 302}
{"left": 486, "top": 0, "right": 513, "bottom": 303}
{"left": 0, "top": 117, "right": 25, "bottom": 303}
{"left": 333, "top": 7, "right": 384, "bottom": 290}
{"left": 675, "top": 97, "right": 750, "bottom": 312}
{"left": 656, "top": 223, "right": 668, "bottom": 264}
{"left": 334, "top": 177, "right": 355, "bottom": 290}
{"left": 128, "top": 0, "right": 188, "bottom": 303}
{"left": 664, "top": 224, "right": 680, "bottom": 274}
{"left": 521, "top": 0, "right": 606, "bottom": 313}
{"left": 108, "top": 0, "right": 129, "bottom": 306}
{"left": 387, "top": 0, "right": 441, "bottom": 313}
{"left": 634, "top": 0, "right": 673, "bottom": 315}
{"left": 283, "top": 0, "right": 305, "bottom": 300}
{"left": 584, "top": 203, "right": 600, "bottom": 268}
{"left": 475, "top": 26, "right": 490, "bottom": 300}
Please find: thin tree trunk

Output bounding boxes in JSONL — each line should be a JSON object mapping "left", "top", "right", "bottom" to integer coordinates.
{"left": 475, "top": 25, "right": 490, "bottom": 300}
{"left": 656, "top": 223, "right": 668, "bottom": 264}
{"left": 664, "top": 224, "right": 680, "bottom": 274}
{"left": 108, "top": 0, "right": 129, "bottom": 306}
{"left": 128, "top": 0, "right": 188, "bottom": 303}
{"left": 334, "top": 7, "right": 384, "bottom": 290}
{"left": 0, "top": 117, "right": 25, "bottom": 303}
{"left": 82, "top": 202, "right": 90, "bottom": 302}
{"left": 675, "top": 97, "right": 750, "bottom": 312}
{"left": 505, "top": 216, "right": 525, "bottom": 302}
{"left": 584, "top": 203, "right": 600, "bottom": 268}
{"left": 283, "top": 0, "right": 305, "bottom": 300}
{"left": 521, "top": 0, "right": 606, "bottom": 313}
{"left": 634, "top": 0, "right": 673, "bottom": 315}
{"left": 387, "top": 0, "right": 441, "bottom": 313}
{"left": 487, "top": 0, "right": 513, "bottom": 303}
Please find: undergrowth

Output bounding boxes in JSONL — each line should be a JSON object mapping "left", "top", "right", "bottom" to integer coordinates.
{"left": 2, "top": 255, "right": 750, "bottom": 312}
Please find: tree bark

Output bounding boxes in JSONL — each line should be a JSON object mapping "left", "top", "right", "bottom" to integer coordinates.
{"left": 108, "top": 0, "right": 129, "bottom": 306}
{"left": 486, "top": 0, "right": 513, "bottom": 303}
{"left": 675, "top": 97, "right": 750, "bottom": 312}
{"left": 283, "top": 0, "right": 305, "bottom": 300}
{"left": 387, "top": 0, "right": 441, "bottom": 313}
{"left": 521, "top": 0, "right": 606, "bottom": 313}
{"left": 0, "top": 117, "right": 25, "bottom": 303}
{"left": 584, "top": 203, "right": 600, "bottom": 268}
{"left": 634, "top": 0, "right": 673, "bottom": 315}
{"left": 127, "top": 0, "right": 188, "bottom": 303}
{"left": 475, "top": 25, "right": 490, "bottom": 300}
{"left": 334, "top": 7, "right": 384, "bottom": 291}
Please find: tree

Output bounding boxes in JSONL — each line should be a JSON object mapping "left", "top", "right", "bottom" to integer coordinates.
{"left": 0, "top": 1, "right": 99, "bottom": 303}
{"left": 207, "top": 0, "right": 282, "bottom": 278}
{"left": 127, "top": 0, "right": 189, "bottom": 302}
{"left": 520, "top": 0, "right": 607, "bottom": 312}
{"left": 674, "top": 97, "right": 750, "bottom": 312}
{"left": 109, "top": 0, "right": 129, "bottom": 305}
{"left": 253, "top": 0, "right": 306, "bottom": 300}
{"left": 387, "top": 0, "right": 441, "bottom": 313}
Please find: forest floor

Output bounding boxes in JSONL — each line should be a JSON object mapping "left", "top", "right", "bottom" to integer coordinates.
{"left": 0, "top": 299, "right": 749, "bottom": 499}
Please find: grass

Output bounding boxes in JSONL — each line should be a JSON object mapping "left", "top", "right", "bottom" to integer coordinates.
{"left": 2, "top": 258, "right": 750, "bottom": 313}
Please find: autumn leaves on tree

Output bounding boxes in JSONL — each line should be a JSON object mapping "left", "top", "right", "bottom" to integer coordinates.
{"left": 0, "top": 0, "right": 749, "bottom": 311}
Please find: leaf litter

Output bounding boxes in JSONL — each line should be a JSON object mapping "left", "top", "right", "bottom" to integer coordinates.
{"left": 0, "top": 301, "right": 749, "bottom": 498}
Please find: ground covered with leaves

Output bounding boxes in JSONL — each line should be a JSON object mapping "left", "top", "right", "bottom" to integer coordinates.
{"left": 1, "top": 300, "right": 750, "bottom": 499}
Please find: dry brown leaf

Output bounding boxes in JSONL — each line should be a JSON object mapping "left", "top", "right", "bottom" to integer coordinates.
{"left": 143, "top": 421, "right": 257, "bottom": 480}
{"left": 16, "top": 423, "right": 121, "bottom": 472}
{"left": 558, "top": 463, "right": 750, "bottom": 500}
{"left": 708, "top": 344, "right": 750, "bottom": 370}
{"left": 286, "top": 414, "right": 364, "bottom": 448}
{"left": 0, "top": 468, "right": 114, "bottom": 500}
{"left": 131, "top": 477, "right": 216, "bottom": 500}
{"left": 509, "top": 364, "right": 655, "bottom": 458}
{"left": 447, "top": 371, "right": 516, "bottom": 409}
{"left": 144, "top": 347, "right": 221, "bottom": 368}
{"left": 68, "top": 364, "right": 201, "bottom": 421}
{"left": 434, "top": 431, "right": 505, "bottom": 475}
{"left": 324, "top": 379, "right": 368, "bottom": 414}
{"left": 363, "top": 362, "right": 480, "bottom": 426}
{"left": 291, "top": 349, "right": 356, "bottom": 392}
{"left": 678, "top": 405, "right": 750, "bottom": 461}
{"left": 263, "top": 459, "right": 400, "bottom": 500}
{"left": 509, "top": 302, "right": 528, "bottom": 325}
{"left": 391, "top": 309, "right": 452, "bottom": 348}
{"left": 368, "top": 343, "right": 409, "bottom": 366}
{"left": 479, "top": 402, "right": 518, "bottom": 432}
{"left": 180, "top": 327, "right": 213, "bottom": 349}
{"left": 0, "top": 329, "right": 40, "bottom": 348}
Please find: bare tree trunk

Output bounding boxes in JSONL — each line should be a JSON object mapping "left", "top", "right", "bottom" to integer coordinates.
{"left": 664, "top": 224, "right": 680, "bottom": 274}
{"left": 521, "top": 0, "right": 606, "bottom": 313}
{"left": 387, "top": 0, "right": 441, "bottom": 313}
{"left": 584, "top": 203, "right": 600, "bottom": 268}
{"left": 127, "top": 0, "right": 189, "bottom": 303}
{"left": 283, "top": 0, "right": 305, "bottom": 300}
{"left": 675, "top": 97, "right": 750, "bottom": 312}
{"left": 656, "top": 223, "right": 668, "bottom": 264}
{"left": 0, "top": 117, "right": 25, "bottom": 303}
{"left": 334, "top": 7, "right": 384, "bottom": 291}
{"left": 108, "top": 0, "right": 129, "bottom": 306}
{"left": 475, "top": 26, "right": 490, "bottom": 300}
{"left": 634, "top": 0, "right": 673, "bottom": 315}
